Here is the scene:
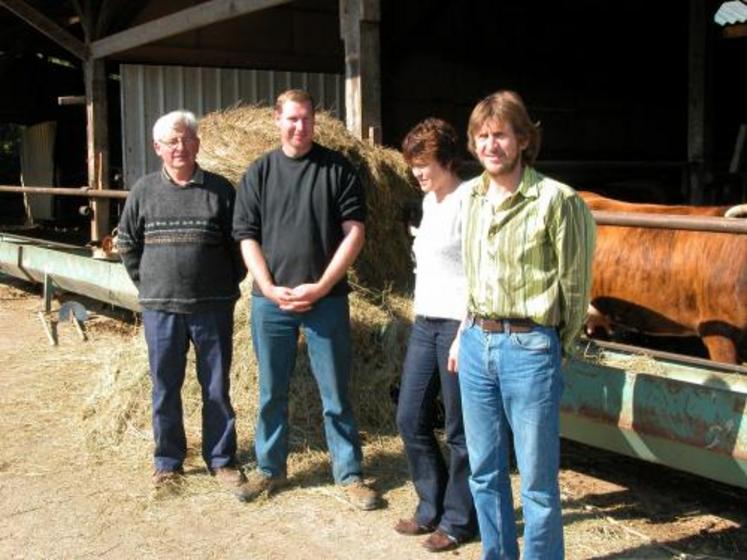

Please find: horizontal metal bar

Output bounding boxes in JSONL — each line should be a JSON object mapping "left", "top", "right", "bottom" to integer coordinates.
{"left": 0, "top": 233, "right": 139, "bottom": 311}
{"left": 593, "top": 210, "right": 747, "bottom": 234}
{"left": 0, "top": 185, "right": 128, "bottom": 200}
{"left": 586, "top": 339, "right": 747, "bottom": 375}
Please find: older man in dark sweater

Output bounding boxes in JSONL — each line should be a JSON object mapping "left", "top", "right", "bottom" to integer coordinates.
{"left": 117, "top": 110, "right": 246, "bottom": 493}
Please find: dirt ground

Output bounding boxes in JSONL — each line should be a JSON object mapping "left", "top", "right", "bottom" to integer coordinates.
{"left": 1, "top": 276, "right": 745, "bottom": 560}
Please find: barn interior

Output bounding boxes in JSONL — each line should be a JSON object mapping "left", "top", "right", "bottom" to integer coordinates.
{"left": 0, "top": 0, "right": 746, "bottom": 494}
{"left": 0, "top": 0, "right": 745, "bottom": 243}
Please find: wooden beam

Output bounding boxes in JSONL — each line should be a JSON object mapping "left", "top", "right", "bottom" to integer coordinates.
{"left": 339, "top": 0, "right": 381, "bottom": 142}
{"left": 687, "top": 0, "right": 712, "bottom": 204}
{"left": 84, "top": 58, "right": 110, "bottom": 241}
{"left": 0, "top": 0, "right": 87, "bottom": 59}
{"left": 58, "top": 95, "right": 86, "bottom": 105}
{"left": 90, "top": 0, "right": 292, "bottom": 59}
{"left": 723, "top": 23, "right": 747, "bottom": 39}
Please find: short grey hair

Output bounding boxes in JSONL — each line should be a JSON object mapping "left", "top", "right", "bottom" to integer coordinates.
{"left": 152, "top": 110, "right": 198, "bottom": 142}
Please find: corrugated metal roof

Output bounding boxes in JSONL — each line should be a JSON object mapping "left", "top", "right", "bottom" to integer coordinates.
{"left": 714, "top": 0, "right": 747, "bottom": 25}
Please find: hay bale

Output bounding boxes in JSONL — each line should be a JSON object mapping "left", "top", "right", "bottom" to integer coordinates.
{"left": 197, "top": 104, "right": 419, "bottom": 292}
{"left": 83, "top": 284, "right": 413, "bottom": 461}
{"left": 83, "top": 107, "right": 420, "bottom": 468}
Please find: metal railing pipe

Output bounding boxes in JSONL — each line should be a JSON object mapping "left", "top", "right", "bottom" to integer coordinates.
{"left": 592, "top": 210, "right": 747, "bottom": 234}
{"left": 0, "top": 185, "right": 128, "bottom": 200}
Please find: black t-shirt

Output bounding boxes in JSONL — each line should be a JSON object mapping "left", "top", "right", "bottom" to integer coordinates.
{"left": 232, "top": 143, "right": 366, "bottom": 297}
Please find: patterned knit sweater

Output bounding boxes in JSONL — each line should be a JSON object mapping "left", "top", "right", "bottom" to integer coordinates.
{"left": 117, "top": 167, "right": 245, "bottom": 313}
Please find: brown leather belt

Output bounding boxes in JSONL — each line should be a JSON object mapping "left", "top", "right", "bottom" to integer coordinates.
{"left": 471, "top": 315, "right": 536, "bottom": 333}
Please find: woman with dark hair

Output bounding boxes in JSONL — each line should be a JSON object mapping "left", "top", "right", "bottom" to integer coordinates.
{"left": 394, "top": 118, "right": 476, "bottom": 553}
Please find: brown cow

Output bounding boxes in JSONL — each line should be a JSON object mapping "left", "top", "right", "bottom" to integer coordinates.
{"left": 579, "top": 192, "right": 747, "bottom": 364}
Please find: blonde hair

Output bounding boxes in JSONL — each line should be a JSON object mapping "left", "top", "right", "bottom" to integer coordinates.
{"left": 467, "top": 91, "right": 541, "bottom": 166}
{"left": 274, "top": 89, "right": 316, "bottom": 115}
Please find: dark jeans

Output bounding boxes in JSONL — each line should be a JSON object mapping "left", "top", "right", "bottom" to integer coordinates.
{"left": 396, "top": 316, "right": 477, "bottom": 541}
{"left": 142, "top": 308, "right": 237, "bottom": 471}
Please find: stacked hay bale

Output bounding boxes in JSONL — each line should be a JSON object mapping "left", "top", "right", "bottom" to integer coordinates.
{"left": 84, "top": 105, "right": 420, "bottom": 465}
{"left": 198, "top": 106, "right": 418, "bottom": 292}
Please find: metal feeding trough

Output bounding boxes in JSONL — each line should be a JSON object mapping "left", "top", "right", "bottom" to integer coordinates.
{"left": 0, "top": 233, "right": 139, "bottom": 312}
{"left": 562, "top": 340, "right": 747, "bottom": 489}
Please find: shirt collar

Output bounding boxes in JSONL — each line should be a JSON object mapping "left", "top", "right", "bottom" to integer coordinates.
{"left": 161, "top": 164, "right": 204, "bottom": 186}
{"left": 473, "top": 165, "right": 540, "bottom": 201}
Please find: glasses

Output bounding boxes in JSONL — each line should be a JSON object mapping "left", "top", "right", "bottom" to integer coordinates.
{"left": 157, "top": 136, "right": 197, "bottom": 150}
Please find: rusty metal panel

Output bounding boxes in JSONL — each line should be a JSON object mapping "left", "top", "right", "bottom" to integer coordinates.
{"left": 561, "top": 349, "right": 747, "bottom": 489}
{"left": 121, "top": 63, "right": 345, "bottom": 188}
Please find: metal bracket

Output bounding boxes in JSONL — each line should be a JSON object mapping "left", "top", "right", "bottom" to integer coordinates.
{"left": 59, "top": 301, "right": 88, "bottom": 341}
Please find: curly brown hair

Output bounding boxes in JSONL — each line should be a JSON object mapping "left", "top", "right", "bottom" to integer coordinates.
{"left": 402, "top": 118, "right": 461, "bottom": 173}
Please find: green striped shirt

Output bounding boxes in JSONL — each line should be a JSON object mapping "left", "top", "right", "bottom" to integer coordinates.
{"left": 462, "top": 166, "right": 596, "bottom": 356}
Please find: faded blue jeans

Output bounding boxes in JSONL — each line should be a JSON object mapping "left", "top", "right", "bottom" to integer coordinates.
{"left": 250, "top": 295, "right": 363, "bottom": 484}
{"left": 458, "top": 321, "right": 564, "bottom": 560}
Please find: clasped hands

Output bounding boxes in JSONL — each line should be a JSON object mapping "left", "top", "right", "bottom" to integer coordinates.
{"left": 267, "top": 283, "right": 325, "bottom": 313}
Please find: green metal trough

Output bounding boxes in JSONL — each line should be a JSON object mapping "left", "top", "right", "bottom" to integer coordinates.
{"left": 562, "top": 343, "right": 747, "bottom": 489}
{"left": 1, "top": 232, "right": 745, "bottom": 489}
{"left": 0, "top": 233, "right": 139, "bottom": 311}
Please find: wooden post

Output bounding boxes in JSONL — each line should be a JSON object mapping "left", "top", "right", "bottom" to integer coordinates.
{"left": 687, "top": 0, "right": 712, "bottom": 204}
{"left": 340, "top": 0, "right": 382, "bottom": 143}
{"left": 84, "top": 57, "right": 110, "bottom": 241}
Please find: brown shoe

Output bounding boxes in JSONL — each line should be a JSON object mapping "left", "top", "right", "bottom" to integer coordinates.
{"left": 422, "top": 530, "right": 459, "bottom": 553}
{"left": 152, "top": 468, "right": 184, "bottom": 488}
{"left": 236, "top": 470, "right": 288, "bottom": 503}
{"left": 394, "top": 518, "right": 435, "bottom": 536}
{"left": 212, "top": 466, "right": 246, "bottom": 488}
{"left": 342, "top": 480, "right": 381, "bottom": 511}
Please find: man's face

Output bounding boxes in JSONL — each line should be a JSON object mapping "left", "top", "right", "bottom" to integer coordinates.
{"left": 275, "top": 100, "right": 315, "bottom": 157}
{"left": 154, "top": 125, "right": 199, "bottom": 174}
{"left": 473, "top": 119, "right": 527, "bottom": 178}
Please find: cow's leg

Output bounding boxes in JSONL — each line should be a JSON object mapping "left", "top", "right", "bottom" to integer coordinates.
{"left": 585, "top": 304, "right": 612, "bottom": 338}
{"left": 700, "top": 334, "right": 738, "bottom": 364}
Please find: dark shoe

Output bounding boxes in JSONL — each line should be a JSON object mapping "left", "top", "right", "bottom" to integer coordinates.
{"left": 394, "top": 518, "right": 435, "bottom": 536}
{"left": 342, "top": 480, "right": 381, "bottom": 510}
{"left": 422, "top": 530, "right": 460, "bottom": 553}
{"left": 236, "top": 470, "right": 288, "bottom": 503}
{"left": 212, "top": 466, "right": 246, "bottom": 488}
{"left": 152, "top": 468, "right": 184, "bottom": 488}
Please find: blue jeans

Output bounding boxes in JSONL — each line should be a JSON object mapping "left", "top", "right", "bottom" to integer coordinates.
{"left": 250, "top": 295, "right": 363, "bottom": 483}
{"left": 397, "top": 316, "right": 476, "bottom": 540}
{"left": 142, "top": 308, "right": 237, "bottom": 471}
{"left": 458, "top": 322, "right": 564, "bottom": 560}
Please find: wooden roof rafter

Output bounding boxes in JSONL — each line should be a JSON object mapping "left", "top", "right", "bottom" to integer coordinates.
{"left": 0, "top": 0, "right": 86, "bottom": 59}
{"left": 90, "top": 0, "right": 294, "bottom": 59}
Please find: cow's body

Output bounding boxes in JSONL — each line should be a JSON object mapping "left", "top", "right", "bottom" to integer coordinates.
{"left": 579, "top": 192, "right": 747, "bottom": 364}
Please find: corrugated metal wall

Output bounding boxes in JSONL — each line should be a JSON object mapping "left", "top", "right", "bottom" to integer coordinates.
{"left": 120, "top": 64, "right": 345, "bottom": 187}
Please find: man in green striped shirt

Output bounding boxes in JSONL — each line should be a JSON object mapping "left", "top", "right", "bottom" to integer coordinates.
{"left": 455, "top": 91, "right": 595, "bottom": 560}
